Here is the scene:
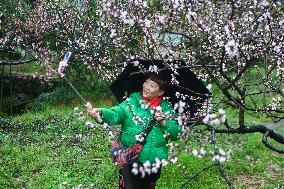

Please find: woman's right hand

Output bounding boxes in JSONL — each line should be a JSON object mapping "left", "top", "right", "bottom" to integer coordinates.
{"left": 86, "top": 105, "right": 103, "bottom": 123}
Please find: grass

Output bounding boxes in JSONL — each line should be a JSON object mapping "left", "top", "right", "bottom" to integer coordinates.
{"left": 0, "top": 85, "right": 283, "bottom": 189}
{"left": 3, "top": 61, "right": 46, "bottom": 75}
{"left": 156, "top": 132, "right": 284, "bottom": 189}
{"left": 0, "top": 106, "right": 117, "bottom": 189}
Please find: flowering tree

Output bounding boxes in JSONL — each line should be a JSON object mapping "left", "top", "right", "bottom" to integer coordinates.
{"left": 1, "top": 0, "right": 284, "bottom": 187}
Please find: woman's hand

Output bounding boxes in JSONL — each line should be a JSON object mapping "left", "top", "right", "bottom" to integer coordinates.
{"left": 86, "top": 105, "right": 103, "bottom": 123}
{"left": 154, "top": 110, "right": 167, "bottom": 126}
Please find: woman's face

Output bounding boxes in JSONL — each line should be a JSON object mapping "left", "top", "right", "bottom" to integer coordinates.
{"left": 142, "top": 79, "right": 164, "bottom": 101}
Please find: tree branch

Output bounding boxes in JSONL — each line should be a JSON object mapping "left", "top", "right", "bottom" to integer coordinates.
{"left": 180, "top": 162, "right": 219, "bottom": 189}
{"left": 262, "top": 131, "right": 284, "bottom": 153}
{"left": 209, "top": 122, "right": 284, "bottom": 153}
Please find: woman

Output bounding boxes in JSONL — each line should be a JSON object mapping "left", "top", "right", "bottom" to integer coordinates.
{"left": 87, "top": 72, "right": 182, "bottom": 189}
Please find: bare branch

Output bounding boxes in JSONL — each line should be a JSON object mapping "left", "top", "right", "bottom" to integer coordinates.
{"left": 262, "top": 131, "right": 284, "bottom": 154}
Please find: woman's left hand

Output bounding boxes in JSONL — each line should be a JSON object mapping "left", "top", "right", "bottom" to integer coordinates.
{"left": 154, "top": 111, "right": 167, "bottom": 126}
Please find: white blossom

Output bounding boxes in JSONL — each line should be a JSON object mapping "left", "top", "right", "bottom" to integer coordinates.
{"left": 85, "top": 121, "right": 95, "bottom": 128}
{"left": 224, "top": 39, "right": 239, "bottom": 58}
{"left": 78, "top": 112, "right": 85, "bottom": 120}
{"left": 155, "top": 158, "right": 161, "bottom": 169}
{"left": 177, "top": 115, "right": 183, "bottom": 125}
{"left": 133, "top": 162, "right": 138, "bottom": 168}
{"left": 206, "top": 84, "right": 212, "bottom": 91}
{"left": 259, "top": 0, "right": 269, "bottom": 7}
{"left": 174, "top": 100, "right": 186, "bottom": 114}
{"left": 219, "top": 156, "right": 226, "bottom": 163}
{"left": 74, "top": 107, "right": 79, "bottom": 112}
{"left": 210, "top": 118, "right": 221, "bottom": 125}
{"left": 203, "top": 112, "right": 225, "bottom": 125}
{"left": 172, "top": 0, "right": 180, "bottom": 9}
{"left": 128, "top": 18, "right": 135, "bottom": 26}
{"left": 202, "top": 115, "right": 210, "bottom": 124}
{"left": 219, "top": 149, "right": 226, "bottom": 156}
{"left": 186, "top": 10, "right": 197, "bottom": 22}
{"left": 200, "top": 148, "right": 206, "bottom": 156}
{"left": 133, "top": 60, "right": 140, "bottom": 66}
{"left": 192, "top": 148, "right": 206, "bottom": 158}
{"left": 149, "top": 65, "right": 159, "bottom": 73}
{"left": 108, "top": 131, "right": 115, "bottom": 140}
{"left": 139, "top": 166, "right": 146, "bottom": 178}
{"left": 213, "top": 149, "right": 231, "bottom": 163}
{"left": 171, "top": 74, "right": 179, "bottom": 85}
{"left": 192, "top": 149, "right": 199, "bottom": 156}
{"left": 220, "top": 114, "right": 226, "bottom": 123}
{"left": 141, "top": 103, "right": 149, "bottom": 109}
{"left": 74, "top": 184, "right": 83, "bottom": 189}
{"left": 157, "top": 15, "right": 166, "bottom": 25}
{"left": 120, "top": 11, "right": 128, "bottom": 20}
{"left": 155, "top": 106, "right": 162, "bottom": 111}
{"left": 163, "top": 132, "right": 169, "bottom": 138}
{"left": 103, "top": 122, "right": 109, "bottom": 129}
{"left": 274, "top": 45, "right": 281, "bottom": 53}
{"left": 151, "top": 166, "right": 158, "bottom": 173}
{"left": 110, "top": 29, "right": 117, "bottom": 38}
{"left": 142, "top": 1, "right": 148, "bottom": 8}
{"left": 170, "top": 156, "right": 178, "bottom": 164}
{"left": 218, "top": 109, "right": 226, "bottom": 115}
{"left": 135, "top": 134, "right": 145, "bottom": 142}
{"left": 161, "top": 159, "right": 169, "bottom": 167}
{"left": 131, "top": 163, "right": 139, "bottom": 175}
{"left": 144, "top": 19, "right": 151, "bottom": 28}
{"left": 143, "top": 160, "right": 151, "bottom": 173}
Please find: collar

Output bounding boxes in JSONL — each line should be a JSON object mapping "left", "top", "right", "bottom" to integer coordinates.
{"left": 141, "top": 92, "right": 163, "bottom": 107}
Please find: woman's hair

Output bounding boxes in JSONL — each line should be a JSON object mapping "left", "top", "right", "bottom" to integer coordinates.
{"left": 147, "top": 72, "right": 169, "bottom": 91}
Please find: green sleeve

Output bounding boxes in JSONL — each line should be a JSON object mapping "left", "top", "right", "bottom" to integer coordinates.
{"left": 100, "top": 101, "right": 127, "bottom": 125}
{"left": 163, "top": 119, "right": 182, "bottom": 141}
{"left": 162, "top": 108, "right": 182, "bottom": 141}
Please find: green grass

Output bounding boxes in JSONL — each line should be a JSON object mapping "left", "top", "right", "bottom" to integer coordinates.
{"left": 0, "top": 86, "right": 283, "bottom": 189}
{"left": 3, "top": 62, "right": 46, "bottom": 75}
{"left": 156, "top": 131, "right": 284, "bottom": 189}
{"left": 0, "top": 106, "right": 118, "bottom": 189}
